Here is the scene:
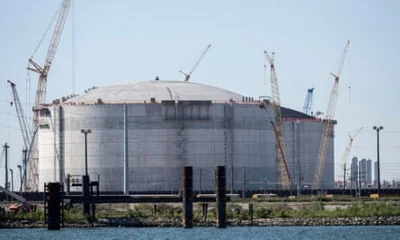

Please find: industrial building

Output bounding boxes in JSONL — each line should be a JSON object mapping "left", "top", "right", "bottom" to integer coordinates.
{"left": 360, "top": 159, "right": 367, "bottom": 184}
{"left": 351, "top": 157, "right": 359, "bottom": 189}
{"left": 350, "top": 157, "right": 374, "bottom": 189}
{"left": 366, "top": 159, "right": 372, "bottom": 185}
{"left": 36, "top": 80, "right": 334, "bottom": 192}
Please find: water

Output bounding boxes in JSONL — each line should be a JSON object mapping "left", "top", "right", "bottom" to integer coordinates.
{"left": 1, "top": 226, "right": 400, "bottom": 240}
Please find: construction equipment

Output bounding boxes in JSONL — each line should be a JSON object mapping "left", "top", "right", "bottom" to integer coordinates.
{"left": 26, "top": 0, "right": 71, "bottom": 191}
{"left": 7, "top": 80, "right": 34, "bottom": 191}
{"left": 179, "top": 44, "right": 211, "bottom": 82}
{"left": 313, "top": 40, "right": 350, "bottom": 190}
{"left": 264, "top": 51, "right": 291, "bottom": 190}
{"left": 340, "top": 127, "right": 363, "bottom": 186}
{"left": 303, "top": 88, "right": 314, "bottom": 115}
{"left": 28, "top": 0, "right": 71, "bottom": 107}
{"left": 259, "top": 104, "right": 291, "bottom": 190}
{"left": 22, "top": 128, "right": 38, "bottom": 191}
{"left": 0, "top": 186, "right": 36, "bottom": 213}
{"left": 7, "top": 80, "right": 32, "bottom": 150}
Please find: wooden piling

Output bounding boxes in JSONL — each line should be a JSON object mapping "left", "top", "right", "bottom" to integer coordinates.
{"left": 183, "top": 166, "right": 193, "bottom": 228}
{"left": 216, "top": 166, "right": 227, "bottom": 228}
{"left": 82, "top": 175, "right": 90, "bottom": 217}
{"left": 248, "top": 203, "right": 254, "bottom": 225}
{"left": 202, "top": 203, "right": 208, "bottom": 223}
{"left": 47, "top": 182, "right": 61, "bottom": 230}
{"left": 90, "top": 183, "right": 96, "bottom": 220}
{"left": 153, "top": 204, "right": 158, "bottom": 216}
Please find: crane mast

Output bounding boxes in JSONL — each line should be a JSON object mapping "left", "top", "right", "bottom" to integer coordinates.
{"left": 179, "top": 44, "right": 211, "bottom": 82}
{"left": 303, "top": 88, "right": 314, "bottom": 115}
{"left": 25, "top": 0, "right": 71, "bottom": 191}
{"left": 7, "top": 80, "right": 32, "bottom": 150}
{"left": 313, "top": 40, "right": 350, "bottom": 190}
{"left": 264, "top": 51, "right": 291, "bottom": 190}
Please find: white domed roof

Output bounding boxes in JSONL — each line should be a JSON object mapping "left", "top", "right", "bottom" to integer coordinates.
{"left": 66, "top": 80, "right": 243, "bottom": 104}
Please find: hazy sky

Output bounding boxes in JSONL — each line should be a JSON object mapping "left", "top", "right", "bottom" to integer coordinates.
{"left": 1, "top": 0, "right": 399, "bottom": 189}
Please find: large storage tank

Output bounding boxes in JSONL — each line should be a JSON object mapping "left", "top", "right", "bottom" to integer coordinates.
{"left": 282, "top": 108, "right": 335, "bottom": 190}
{"left": 37, "top": 80, "right": 278, "bottom": 192}
{"left": 37, "top": 80, "right": 334, "bottom": 192}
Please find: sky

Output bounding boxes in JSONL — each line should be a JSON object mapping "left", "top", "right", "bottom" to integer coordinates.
{"left": 0, "top": 0, "right": 400, "bottom": 190}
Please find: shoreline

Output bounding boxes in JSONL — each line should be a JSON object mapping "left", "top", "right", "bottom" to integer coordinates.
{"left": 1, "top": 216, "right": 400, "bottom": 228}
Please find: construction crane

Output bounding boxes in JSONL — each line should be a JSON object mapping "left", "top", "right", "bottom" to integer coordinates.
{"left": 179, "top": 44, "right": 211, "bottom": 82}
{"left": 313, "top": 40, "right": 351, "bottom": 190}
{"left": 264, "top": 51, "right": 291, "bottom": 190}
{"left": 7, "top": 80, "right": 32, "bottom": 150}
{"left": 259, "top": 103, "right": 291, "bottom": 189}
{"left": 7, "top": 80, "right": 32, "bottom": 191}
{"left": 26, "top": 0, "right": 71, "bottom": 191}
{"left": 303, "top": 88, "right": 314, "bottom": 115}
{"left": 340, "top": 127, "right": 363, "bottom": 188}
{"left": 22, "top": 128, "right": 38, "bottom": 192}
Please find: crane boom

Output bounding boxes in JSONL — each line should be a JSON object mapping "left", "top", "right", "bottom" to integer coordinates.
{"left": 7, "top": 80, "right": 32, "bottom": 150}
{"left": 303, "top": 88, "right": 314, "bottom": 115}
{"left": 340, "top": 127, "right": 362, "bottom": 178}
{"left": 25, "top": 0, "right": 71, "bottom": 191}
{"left": 28, "top": 0, "right": 71, "bottom": 106}
{"left": 313, "top": 40, "right": 350, "bottom": 190}
{"left": 45, "top": 0, "right": 71, "bottom": 67}
{"left": 264, "top": 51, "right": 291, "bottom": 190}
{"left": 180, "top": 44, "right": 211, "bottom": 82}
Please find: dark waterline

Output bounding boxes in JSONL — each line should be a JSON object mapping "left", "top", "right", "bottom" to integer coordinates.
{"left": 1, "top": 226, "right": 400, "bottom": 240}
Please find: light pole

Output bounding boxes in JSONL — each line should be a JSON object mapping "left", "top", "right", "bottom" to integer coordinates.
{"left": 9, "top": 169, "right": 14, "bottom": 192}
{"left": 81, "top": 129, "right": 91, "bottom": 177}
{"left": 373, "top": 125, "right": 383, "bottom": 194}
{"left": 17, "top": 165, "right": 22, "bottom": 193}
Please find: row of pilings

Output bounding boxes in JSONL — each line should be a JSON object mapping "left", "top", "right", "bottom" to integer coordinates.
{"left": 44, "top": 165, "right": 228, "bottom": 230}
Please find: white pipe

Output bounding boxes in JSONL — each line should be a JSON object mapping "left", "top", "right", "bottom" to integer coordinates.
{"left": 123, "top": 104, "right": 129, "bottom": 195}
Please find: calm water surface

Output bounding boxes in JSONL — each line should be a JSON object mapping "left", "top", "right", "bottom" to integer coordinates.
{"left": 1, "top": 226, "right": 400, "bottom": 240}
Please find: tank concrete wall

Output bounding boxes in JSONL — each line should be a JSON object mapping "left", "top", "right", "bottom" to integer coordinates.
{"left": 38, "top": 102, "right": 277, "bottom": 192}
{"left": 283, "top": 120, "right": 335, "bottom": 190}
